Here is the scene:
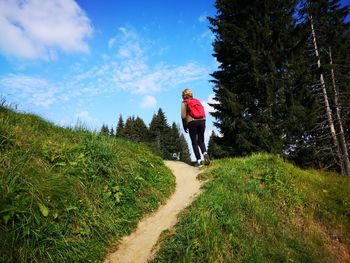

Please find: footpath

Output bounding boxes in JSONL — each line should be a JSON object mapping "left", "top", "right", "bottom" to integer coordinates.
{"left": 104, "top": 161, "right": 203, "bottom": 263}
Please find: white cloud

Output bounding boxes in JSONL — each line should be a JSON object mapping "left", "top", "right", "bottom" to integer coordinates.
{"left": 108, "top": 37, "right": 116, "bottom": 49}
{"left": 198, "top": 13, "right": 207, "bottom": 23}
{"left": 98, "top": 27, "right": 210, "bottom": 95}
{"left": 193, "top": 29, "right": 214, "bottom": 49}
{"left": 116, "top": 27, "right": 145, "bottom": 59}
{"left": 118, "top": 49, "right": 130, "bottom": 57}
{"left": 0, "top": 0, "right": 93, "bottom": 60}
{"left": 205, "top": 128, "right": 213, "bottom": 141}
{"left": 75, "top": 110, "right": 89, "bottom": 118}
{"left": 140, "top": 95, "right": 157, "bottom": 108}
{"left": 152, "top": 46, "right": 169, "bottom": 56}
{"left": 202, "top": 93, "right": 217, "bottom": 115}
{"left": 0, "top": 27, "right": 211, "bottom": 108}
{"left": 200, "top": 30, "right": 214, "bottom": 40}
{"left": 0, "top": 74, "right": 59, "bottom": 106}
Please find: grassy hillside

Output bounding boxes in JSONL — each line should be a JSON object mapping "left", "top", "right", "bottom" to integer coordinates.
{"left": 0, "top": 105, "right": 175, "bottom": 262}
{"left": 152, "top": 154, "right": 350, "bottom": 263}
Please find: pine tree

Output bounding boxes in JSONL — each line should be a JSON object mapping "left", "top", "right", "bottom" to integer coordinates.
{"left": 116, "top": 114, "right": 125, "bottom": 138}
{"left": 110, "top": 127, "right": 115, "bottom": 137}
{"left": 207, "top": 131, "right": 227, "bottom": 159}
{"left": 208, "top": 0, "right": 321, "bottom": 168}
{"left": 149, "top": 108, "right": 172, "bottom": 159}
{"left": 99, "top": 124, "right": 110, "bottom": 136}
{"left": 168, "top": 122, "right": 191, "bottom": 163}
{"left": 123, "top": 116, "right": 136, "bottom": 141}
{"left": 169, "top": 122, "right": 181, "bottom": 159}
{"left": 300, "top": 0, "right": 350, "bottom": 174}
{"left": 149, "top": 113, "right": 162, "bottom": 155}
{"left": 133, "top": 117, "right": 149, "bottom": 143}
{"left": 179, "top": 133, "right": 192, "bottom": 164}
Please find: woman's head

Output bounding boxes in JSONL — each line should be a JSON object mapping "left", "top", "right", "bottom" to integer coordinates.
{"left": 182, "top": 88, "right": 193, "bottom": 99}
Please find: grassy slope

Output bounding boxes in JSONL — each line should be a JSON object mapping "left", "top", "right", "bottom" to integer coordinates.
{"left": 153, "top": 154, "right": 350, "bottom": 263}
{"left": 0, "top": 106, "right": 175, "bottom": 262}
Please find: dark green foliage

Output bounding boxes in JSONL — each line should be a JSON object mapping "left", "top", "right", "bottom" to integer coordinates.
{"left": 179, "top": 133, "right": 192, "bottom": 164}
{"left": 0, "top": 105, "right": 175, "bottom": 262}
{"left": 168, "top": 123, "right": 180, "bottom": 156}
{"left": 209, "top": 0, "right": 316, "bottom": 156}
{"left": 207, "top": 131, "right": 227, "bottom": 159}
{"left": 148, "top": 108, "right": 173, "bottom": 159}
{"left": 123, "top": 116, "right": 136, "bottom": 140}
{"left": 99, "top": 123, "right": 110, "bottom": 136}
{"left": 109, "top": 127, "right": 114, "bottom": 136}
{"left": 133, "top": 117, "right": 149, "bottom": 142}
{"left": 115, "top": 110, "right": 191, "bottom": 161}
{"left": 170, "top": 123, "right": 191, "bottom": 164}
{"left": 116, "top": 114, "right": 125, "bottom": 138}
{"left": 122, "top": 116, "right": 149, "bottom": 142}
{"left": 297, "top": 0, "right": 350, "bottom": 172}
{"left": 208, "top": 0, "right": 350, "bottom": 172}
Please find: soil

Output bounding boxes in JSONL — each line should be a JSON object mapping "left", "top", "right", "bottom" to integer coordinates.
{"left": 104, "top": 161, "right": 203, "bottom": 263}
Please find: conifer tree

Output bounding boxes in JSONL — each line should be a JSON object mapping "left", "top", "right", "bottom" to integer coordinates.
{"left": 116, "top": 114, "right": 125, "bottom": 138}
{"left": 207, "top": 131, "right": 227, "bottom": 159}
{"left": 149, "top": 113, "right": 162, "bottom": 154}
{"left": 300, "top": 0, "right": 350, "bottom": 174}
{"left": 110, "top": 127, "right": 115, "bottom": 137}
{"left": 169, "top": 122, "right": 181, "bottom": 159}
{"left": 168, "top": 122, "right": 191, "bottom": 163}
{"left": 208, "top": 0, "right": 319, "bottom": 161}
{"left": 149, "top": 108, "right": 172, "bottom": 159}
{"left": 133, "top": 117, "right": 149, "bottom": 143}
{"left": 123, "top": 116, "right": 136, "bottom": 140}
{"left": 179, "top": 133, "right": 191, "bottom": 164}
{"left": 99, "top": 124, "right": 110, "bottom": 136}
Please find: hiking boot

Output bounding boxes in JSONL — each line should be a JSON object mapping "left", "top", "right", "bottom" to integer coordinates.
{"left": 204, "top": 153, "right": 210, "bottom": 165}
{"left": 195, "top": 161, "right": 203, "bottom": 168}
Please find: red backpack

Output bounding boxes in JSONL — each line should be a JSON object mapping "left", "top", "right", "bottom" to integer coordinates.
{"left": 184, "top": 98, "right": 205, "bottom": 119}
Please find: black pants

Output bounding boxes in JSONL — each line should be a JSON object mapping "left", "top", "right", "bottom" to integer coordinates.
{"left": 188, "top": 120, "right": 206, "bottom": 160}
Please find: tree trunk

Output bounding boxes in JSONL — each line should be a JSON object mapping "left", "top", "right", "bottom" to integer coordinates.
{"left": 329, "top": 47, "right": 350, "bottom": 175}
{"left": 310, "top": 16, "right": 345, "bottom": 174}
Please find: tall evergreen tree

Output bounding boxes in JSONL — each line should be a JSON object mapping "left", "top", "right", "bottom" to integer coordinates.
{"left": 169, "top": 122, "right": 181, "bottom": 158}
{"left": 123, "top": 116, "right": 136, "bottom": 140}
{"left": 149, "top": 108, "right": 172, "bottom": 159}
{"left": 99, "top": 124, "right": 110, "bottom": 136}
{"left": 179, "top": 133, "right": 192, "bottom": 164}
{"left": 299, "top": 0, "right": 350, "bottom": 173}
{"left": 168, "top": 122, "right": 191, "bottom": 163}
{"left": 149, "top": 113, "right": 162, "bottom": 155}
{"left": 208, "top": 0, "right": 318, "bottom": 160}
{"left": 133, "top": 117, "right": 149, "bottom": 143}
{"left": 116, "top": 114, "right": 125, "bottom": 138}
{"left": 110, "top": 127, "right": 115, "bottom": 137}
{"left": 207, "top": 131, "right": 227, "bottom": 159}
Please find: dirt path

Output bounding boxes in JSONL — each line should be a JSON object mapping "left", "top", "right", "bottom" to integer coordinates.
{"left": 104, "top": 161, "right": 203, "bottom": 263}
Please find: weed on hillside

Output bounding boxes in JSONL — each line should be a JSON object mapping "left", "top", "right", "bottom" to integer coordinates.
{"left": 0, "top": 105, "right": 175, "bottom": 262}
{"left": 152, "top": 154, "right": 350, "bottom": 263}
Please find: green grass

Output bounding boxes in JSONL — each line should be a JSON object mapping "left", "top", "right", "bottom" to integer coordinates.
{"left": 152, "top": 154, "right": 350, "bottom": 263}
{"left": 0, "top": 105, "right": 175, "bottom": 262}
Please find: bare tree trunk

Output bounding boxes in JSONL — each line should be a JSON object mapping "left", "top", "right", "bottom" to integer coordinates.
{"left": 310, "top": 16, "right": 345, "bottom": 174}
{"left": 329, "top": 47, "right": 350, "bottom": 175}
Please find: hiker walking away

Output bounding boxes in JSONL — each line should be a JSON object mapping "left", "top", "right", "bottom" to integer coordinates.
{"left": 181, "top": 88, "right": 210, "bottom": 167}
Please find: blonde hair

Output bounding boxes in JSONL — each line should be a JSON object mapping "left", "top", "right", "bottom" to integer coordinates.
{"left": 182, "top": 88, "right": 193, "bottom": 99}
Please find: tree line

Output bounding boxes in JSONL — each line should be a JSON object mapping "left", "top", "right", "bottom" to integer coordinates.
{"left": 99, "top": 108, "right": 192, "bottom": 163}
{"left": 208, "top": 0, "right": 350, "bottom": 174}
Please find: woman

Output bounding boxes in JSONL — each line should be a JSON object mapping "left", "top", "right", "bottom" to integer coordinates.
{"left": 181, "top": 88, "right": 210, "bottom": 167}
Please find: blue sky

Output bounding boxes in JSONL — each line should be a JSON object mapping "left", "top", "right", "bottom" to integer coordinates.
{"left": 0, "top": 0, "right": 217, "bottom": 140}
{"left": 0, "top": 0, "right": 349, "bottom": 152}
